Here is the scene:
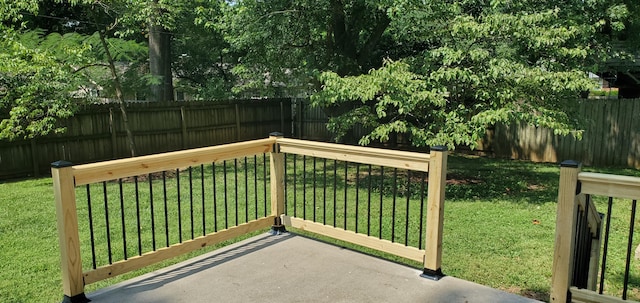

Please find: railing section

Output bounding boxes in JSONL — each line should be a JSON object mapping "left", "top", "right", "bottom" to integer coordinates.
{"left": 551, "top": 161, "right": 640, "bottom": 303}
{"left": 52, "top": 137, "right": 276, "bottom": 302}
{"left": 53, "top": 135, "right": 448, "bottom": 302}
{"left": 275, "top": 138, "right": 448, "bottom": 279}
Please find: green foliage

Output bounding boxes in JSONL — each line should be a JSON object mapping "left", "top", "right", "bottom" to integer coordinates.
{"left": 0, "top": 0, "right": 38, "bottom": 22}
{"left": 0, "top": 28, "right": 81, "bottom": 140}
{"left": 0, "top": 23, "right": 148, "bottom": 140}
{"left": 214, "top": 0, "right": 395, "bottom": 97}
{"left": 313, "top": 2, "right": 605, "bottom": 149}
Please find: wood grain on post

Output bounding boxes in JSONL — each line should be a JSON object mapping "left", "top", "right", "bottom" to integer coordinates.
{"left": 551, "top": 160, "right": 581, "bottom": 303}
{"left": 270, "top": 133, "right": 285, "bottom": 226}
{"left": 51, "top": 161, "right": 85, "bottom": 300}
{"left": 423, "top": 146, "right": 447, "bottom": 279}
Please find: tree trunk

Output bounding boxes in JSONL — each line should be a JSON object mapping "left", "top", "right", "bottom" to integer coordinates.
{"left": 148, "top": 23, "right": 174, "bottom": 102}
{"left": 99, "top": 30, "right": 137, "bottom": 157}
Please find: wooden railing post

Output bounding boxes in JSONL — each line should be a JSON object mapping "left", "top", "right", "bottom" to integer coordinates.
{"left": 551, "top": 160, "right": 582, "bottom": 303}
{"left": 269, "top": 132, "right": 286, "bottom": 234}
{"left": 51, "top": 161, "right": 88, "bottom": 303}
{"left": 422, "top": 146, "right": 447, "bottom": 281}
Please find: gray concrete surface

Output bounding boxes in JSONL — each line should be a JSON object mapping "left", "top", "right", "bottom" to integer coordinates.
{"left": 88, "top": 233, "right": 543, "bottom": 303}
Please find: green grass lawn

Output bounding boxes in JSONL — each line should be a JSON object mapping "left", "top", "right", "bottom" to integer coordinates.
{"left": 1, "top": 154, "right": 639, "bottom": 303}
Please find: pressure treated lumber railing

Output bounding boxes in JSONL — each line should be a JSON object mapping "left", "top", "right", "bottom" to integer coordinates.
{"left": 53, "top": 134, "right": 448, "bottom": 302}
{"left": 275, "top": 138, "right": 448, "bottom": 278}
{"left": 551, "top": 161, "right": 640, "bottom": 303}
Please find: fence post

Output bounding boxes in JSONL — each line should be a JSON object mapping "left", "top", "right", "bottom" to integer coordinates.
{"left": 180, "top": 106, "right": 188, "bottom": 149}
{"left": 551, "top": 160, "right": 581, "bottom": 303}
{"left": 269, "top": 132, "right": 286, "bottom": 234}
{"left": 422, "top": 146, "right": 447, "bottom": 281}
{"left": 31, "top": 139, "right": 39, "bottom": 177}
{"left": 235, "top": 104, "right": 241, "bottom": 142}
{"left": 51, "top": 161, "right": 87, "bottom": 303}
{"left": 109, "top": 108, "right": 117, "bottom": 158}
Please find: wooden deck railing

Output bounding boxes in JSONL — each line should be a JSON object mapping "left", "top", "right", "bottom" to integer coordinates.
{"left": 53, "top": 134, "right": 448, "bottom": 302}
{"left": 551, "top": 161, "right": 640, "bottom": 303}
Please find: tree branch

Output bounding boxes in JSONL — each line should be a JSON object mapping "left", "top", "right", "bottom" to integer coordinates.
{"left": 73, "top": 63, "right": 109, "bottom": 73}
{"left": 357, "top": 13, "right": 391, "bottom": 68}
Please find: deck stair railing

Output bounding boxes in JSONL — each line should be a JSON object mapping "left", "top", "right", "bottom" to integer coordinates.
{"left": 551, "top": 160, "right": 640, "bottom": 303}
{"left": 53, "top": 134, "right": 448, "bottom": 303}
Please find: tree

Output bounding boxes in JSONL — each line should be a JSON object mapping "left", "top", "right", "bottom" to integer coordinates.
{"left": 0, "top": 29, "right": 82, "bottom": 140}
{"left": 0, "top": 1, "right": 86, "bottom": 140}
{"left": 0, "top": 1, "right": 148, "bottom": 157}
{"left": 213, "top": 0, "right": 396, "bottom": 97}
{"left": 312, "top": 1, "right": 636, "bottom": 148}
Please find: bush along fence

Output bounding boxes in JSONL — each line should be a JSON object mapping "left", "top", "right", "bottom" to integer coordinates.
{"left": 52, "top": 133, "right": 448, "bottom": 302}
{"left": 297, "top": 98, "right": 640, "bottom": 168}
{"left": 551, "top": 160, "right": 640, "bottom": 303}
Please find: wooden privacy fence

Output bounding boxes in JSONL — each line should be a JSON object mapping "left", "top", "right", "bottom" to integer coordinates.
{"left": 491, "top": 98, "right": 640, "bottom": 168}
{"left": 52, "top": 135, "right": 448, "bottom": 302}
{"left": 1, "top": 99, "right": 291, "bottom": 179}
{"left": 551, "top": 161, "right": 640, "bottom": 303}
{"left": 296, "top": 98, "right": 640, "bottom": 168}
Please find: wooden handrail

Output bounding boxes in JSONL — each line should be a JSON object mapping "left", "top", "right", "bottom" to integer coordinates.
{"left": 276, "top": 138, "right": 431, "bottom": 172}
{"left": 73, "top": 138, "right": 275, "bottom": 185}
{"left": 579, "top": 172, "right": 640, "bottom": 200}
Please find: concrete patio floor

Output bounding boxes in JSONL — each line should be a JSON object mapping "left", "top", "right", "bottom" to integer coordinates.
{"left": 88, "top": 232, "right": 543, "bottom": 303}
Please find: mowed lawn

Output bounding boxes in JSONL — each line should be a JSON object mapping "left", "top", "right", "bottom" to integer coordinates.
{"left": 1, "top": 154, "right": 639, "bottom": 303}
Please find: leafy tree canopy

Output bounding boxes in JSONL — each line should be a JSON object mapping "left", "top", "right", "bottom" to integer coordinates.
{"left": 309, "top": 0, "right": 639, "bottom": 148}
{"left": 0, "top": 1, "right": 150, "bottom": 140}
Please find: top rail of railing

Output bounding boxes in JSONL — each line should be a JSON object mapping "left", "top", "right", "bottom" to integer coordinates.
{"left": 276, "top": 138, "right": 431, "bottom": 172}
{"left": 73, "top": 138, "right": 275, "bottom": 186}
{"left": 578, "top": 172, "right": 640, "bottom": 200}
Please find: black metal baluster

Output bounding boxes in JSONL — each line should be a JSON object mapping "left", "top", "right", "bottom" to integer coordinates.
{"left": 323, "top": 158, "right": 327, "bottom": 225}
{"left": 622, "top": 199, "right": 637, "bottom": 300}
{"left": 333, "top": 159, "right": 337, "bottom": 228}
{"left": 245, "top": 157, "right": 249, "bottom": 223}
{"left": 367, "top": 164, "right": 372, "bottom": 237}
{"left": 418, "top": 172, "right": 426, "bottom": 250}
{"left": 344, "top": 161, "right": 348, "bottom": 229}
{"left": 303, "top": 155, "right": 307, "bottom": 220}
{"left": 254, "top": 155, "right": 259, "bottom": 219}
{"left": 201, "top": 164, "right": 205, "bottom": 236}
{"left": 263, "top": 154, "right": 267, "bottom": 217}
{"left": 212, "top": 163, "right": 218, "bottom": 232}
{"left": 134, "top": 176, "right": 142, "bottom": 256}
{"left": 86, "top": 185, "right": 97, "bottom": 269}
{"left": 379, "top": 166, "right": 384, "bottom": 239}
{"left": 162, "top": 171, "right": 169, "bottom": 247}
{"left": 293, "top": 154, "right": 297, "bottom": 217}
{"left": 405, "top": 171, "right": 411, "bottom": 246}
{"left": 103, "top": 182, "right": 113, "bottom": 264}
{"left": 149, "top": 174, "right": 156, "bottom": 251}
{"left": 234, "top": 158, "right": 239, "bottom": 226}
{"left": 284, "top": 154, "right": 288, "bottom": 215}
{"left": 313, "top": 157, "right": 317, "bottom": 222}
{"left": 573, "top": 200, "right": 589, "bottom": 288}
{"left": 391, "top": 168, "right": 398, "bottom": 243}
{"left": 599, "top": 196, "right": 614, "bottom": 294}
{"left": 118, "top": 179, "right": 127, "bottom": 260}
{"left": 223, "top": 161, "right": 228, "bottom": 229}
{"left": 189, "top": 167, "right": 194, "bottom": 239}
{"left": 355, "top": 163, "right": 360, "bottom": 233}
{"left": 177, "top": 169, "right": 182, "bottom": 243}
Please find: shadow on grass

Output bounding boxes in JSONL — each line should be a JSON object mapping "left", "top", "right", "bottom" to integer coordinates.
{"left": 445, "top": 155, "right": 560, "bottom": 204}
